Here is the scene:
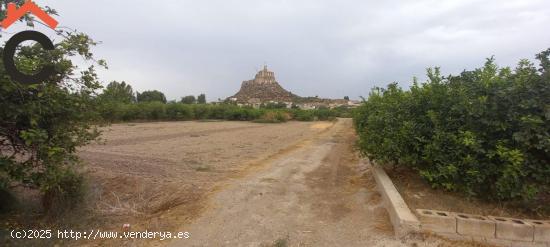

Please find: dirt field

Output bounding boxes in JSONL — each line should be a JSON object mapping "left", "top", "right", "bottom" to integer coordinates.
{"left": 75, "top": 121, "right": 335, "bottom": 245}
{"left": 160, "top": 119, "right": 484, "bottom": 247}
{"left": 3, "top": 119, "right": 488, "bottom": 246}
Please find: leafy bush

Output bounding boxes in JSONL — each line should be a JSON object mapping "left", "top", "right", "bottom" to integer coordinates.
{"left": 42, "top": 169, "right": 86, "bottom": 214}
{"left": 119, "top": 103, "right": 142, "bottom": 121}
{"left": 98, "top": 100, "right": 350, "bottom": 123}
{"left": 140, "top": 102, "right": 167, "bottom": 120}
{"left": 137, "top": 90, "right": 167, "bottom": 103}
{"left": 1, "top": 1, "right": 103, "bottom": 209}
{"left": 255, "top": 111, "right": 291, "bottom": 123}
{"left": 332, "top": 106, "right": 353, "bottom": 118}
{"left": 313, "top": 108, "right": 337, "bottom": 121}
{"left": 193, "top": 104, "right": 211, "bottom": 119}
{"left": 292, "top": 109, "right": 315, "bottom": 121}
{"left": 354, "top": 50, "right": 550, "bottom": 205}
{"left": 166, "top": 103, "right": 194, "bottom": 120}
{"left": 208, "top": 105, "right": 227, "bottom": 119}
{"left": 224, "top": 106, "right": 259, "bottom": 121}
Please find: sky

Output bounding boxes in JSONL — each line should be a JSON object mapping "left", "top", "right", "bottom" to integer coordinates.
{"left": 3, "top": 0, "right": 550, "bottom": 101}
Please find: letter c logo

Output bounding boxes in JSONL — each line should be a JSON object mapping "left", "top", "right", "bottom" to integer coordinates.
{"left": 3, "top": 30, "right": 55, "bottom": 85}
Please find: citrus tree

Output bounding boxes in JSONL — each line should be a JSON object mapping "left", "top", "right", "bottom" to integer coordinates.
{"left": 354, "top": 50, "right": 550, "bottom": 208}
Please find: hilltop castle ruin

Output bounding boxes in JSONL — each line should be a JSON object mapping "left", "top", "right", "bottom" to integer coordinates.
{"left": 229, "top": 66, "right": 298, "bottom": 104}
{"left": 227, "top": 65, "right": 360, "bottom": 109}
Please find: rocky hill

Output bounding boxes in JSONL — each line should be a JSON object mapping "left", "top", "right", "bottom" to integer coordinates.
{"left": 229, "top": 66, "right": 299, "bottom": 103}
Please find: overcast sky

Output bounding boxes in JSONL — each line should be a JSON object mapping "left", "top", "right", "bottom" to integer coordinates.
{"left": 4, "top": 0, "right": 550, "bottom": 101}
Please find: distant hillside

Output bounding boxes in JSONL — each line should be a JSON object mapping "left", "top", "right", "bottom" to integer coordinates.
{"left": 228, "top": 66, "right": 300, "bottom": 103}
{"left": 227, "top": 66, "right": 357, "bottom": 108}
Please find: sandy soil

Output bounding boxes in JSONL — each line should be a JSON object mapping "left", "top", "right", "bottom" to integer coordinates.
{"left": 76, "top": 121, "right": 335, "bottom": 246}
{"left": 166, "top": 119, "right": 485, "bottom": 247}
{"left": 3, "top": 120, "right": 490, "bottom": 247}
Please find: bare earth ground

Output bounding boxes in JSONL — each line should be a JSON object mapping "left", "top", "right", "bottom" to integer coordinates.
{"left": 3, "top": 119, "right": 488, "bottom": 247}
{"left": 386, "top": 167, "right": 549, "bottom": 220}
{"left": 166, "top": 119, "right": 484, "bottom": 247}
{"left": 1, "top": 121, "right": 329, "bottom": 246}
{"left": 78, "top": 120, "right": 334, "bottom": 246}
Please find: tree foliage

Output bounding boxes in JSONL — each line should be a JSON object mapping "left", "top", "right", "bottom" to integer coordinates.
{"left": 99, "top": 81, "right": 135, "bottom": 103}
{"left": 0, "top": 1, "right": 104, "bottom": 208}
{"left": 99, "top": 101, "right": 346, "bottom": 123}
{"left": 197, "top": 93, "right": 206, "bottom": 104}
{"left": 137, "top": 90, "right": 167, "bottom": 103}
{"left": 261, "top": 102, "right": 287, "bottom": 109}
{"left": 354, "top": 50, "right": 550, "bottom": 206}
{"left": 181, "top": 95, "right": 196, "bottom": 104}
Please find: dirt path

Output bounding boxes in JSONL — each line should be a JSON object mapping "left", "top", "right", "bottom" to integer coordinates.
{"left": 168, "top": 119, "right": 437, "bottom": 247}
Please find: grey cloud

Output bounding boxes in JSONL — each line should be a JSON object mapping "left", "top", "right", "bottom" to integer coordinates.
{"left": 14, "top": 0, "right": 550, "bottom": 100}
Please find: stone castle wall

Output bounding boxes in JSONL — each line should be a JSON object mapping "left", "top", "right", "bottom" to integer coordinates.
{"left": 230, "top": 66, "right": 297, "bottom": 103}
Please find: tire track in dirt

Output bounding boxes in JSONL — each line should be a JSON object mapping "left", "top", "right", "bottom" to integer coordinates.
{"left": 167, "top": 119, "right": 398, "bottom": 246}
{"left": 74, "top": 121, "right": 334, "bottom": 247}
{"left": 166, "top": 119, "right": 484, "bottom": 247}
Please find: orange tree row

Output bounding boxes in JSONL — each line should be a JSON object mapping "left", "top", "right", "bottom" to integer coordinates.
{"left": 354, "top": 49, "right": 550, "bottom": 209}
{"left": 98, "top": 101, "right": 349, "bottom": 123}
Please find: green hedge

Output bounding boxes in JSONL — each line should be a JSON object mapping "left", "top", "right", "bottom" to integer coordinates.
{"left": 354, "top": 50, "right": 550, "bottom": 206}
{"left": 99, "top": 102, "right": 350, "bottom": 123}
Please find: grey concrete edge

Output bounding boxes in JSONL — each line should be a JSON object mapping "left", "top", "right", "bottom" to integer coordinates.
{"left": 369, "top": 161, "right": 550, "bottom": 247}
{"left": 368, "top": 161, "right": 421, "bottom": 237}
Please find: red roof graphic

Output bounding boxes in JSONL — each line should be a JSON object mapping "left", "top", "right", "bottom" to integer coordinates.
{"left": 1, "top": 1, "right": 58, "bottom": 30}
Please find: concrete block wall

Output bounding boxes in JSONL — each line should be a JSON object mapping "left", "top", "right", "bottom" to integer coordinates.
{"left": 370, "top": 162, "right": 549, "bottom": 247}
{"left": 416, "top": 209, "right": 457, "bottom": 234}
{"left": 416, "top": 209, "right": 550, "bottom": 247}
{"left": 371, "top": 164, "right": 420, "bottom": 237}
{"left": 526, "top": 220, "right": 550, "bottom": 243}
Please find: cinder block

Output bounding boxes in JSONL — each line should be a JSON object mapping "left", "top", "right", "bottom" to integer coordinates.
{"left": 489, "top": 216, "right": 534, "bottom": 242}
{"left": 486, "top": 238, "right": 513, "bottom": 247}
{"left": 470, "top": 236, "right": 489, "bottom": 244}
{"left": 525, "top": 220, "right": 550, "bottom": 242}
{"left": 510, "top": 240, "right": 547, "bottom": 247}
{"left": 416, "top": 209, "right": 457, "bottom": 234}
{"left": 456, "top": 213, "right": 496, "bottom": 238}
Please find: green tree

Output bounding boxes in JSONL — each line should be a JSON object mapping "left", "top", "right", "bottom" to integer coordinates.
{"left": 100, "top": 81, "right": 135, "bottom": 103}
{"left": 344, "top": 96, "right": 350, "bottom": 101}
{"left": 0, "top": 1, "right": 105, "bottom": 209}
{"left": 197, "top": 94, "right": 206, "bottom": 104}
{"left": 137, "top": 90, "right": 167, "bottom": 103}
{"left": 354, "top": 50, "right": 550, "bottom": 206}
{"left": 262, "top": 102, "right": 287, "bottom": 109}
{"left": 181, "top": 95, "right": 196, "bottom": 104}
